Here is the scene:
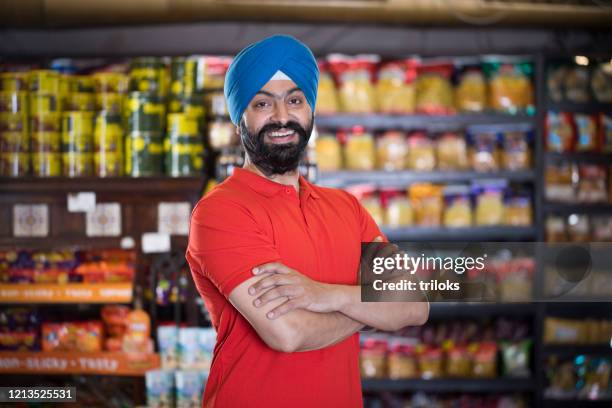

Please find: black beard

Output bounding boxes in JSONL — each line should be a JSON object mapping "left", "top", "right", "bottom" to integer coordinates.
{"left": 239, "top": 118, "right": 312, "bottom": 177}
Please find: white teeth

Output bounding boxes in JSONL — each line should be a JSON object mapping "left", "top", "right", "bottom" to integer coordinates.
{"left": 269, "top": 130, "right": 295, "bottom": 137}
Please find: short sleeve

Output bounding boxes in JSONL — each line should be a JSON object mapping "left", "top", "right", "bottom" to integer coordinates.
{"left": 187, "top": 197, "right": 281, "bottom": 298}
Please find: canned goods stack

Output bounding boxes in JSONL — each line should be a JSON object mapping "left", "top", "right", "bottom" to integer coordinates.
{"left": 61, "top": 74, "right": 97, "bottom": 177}
{"left": 0, "top": 72, "right": 30, "bottom": 177}
{"left": 62, "top": 111, "right": 94, "bottom": 177}
{"left": 125, "top": 58, "right": 167, "bottom": 177}
{"left": 29, "top": 70, "right": 62, "bottom": 177}
{"left": 93, "top": 72, "right": 128, "bottom": 177}
{"left": 165, "top": 113, "right": 204, "bottom": 176}
{"left": 166, "top": 56, "right": 207, "bottom": 176}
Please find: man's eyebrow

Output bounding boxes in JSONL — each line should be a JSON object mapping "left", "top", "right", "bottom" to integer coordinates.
{"left": 254, "top": 87, "right": 303, "bottom": 99}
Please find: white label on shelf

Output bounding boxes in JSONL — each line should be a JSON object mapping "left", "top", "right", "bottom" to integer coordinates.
{"left": 13, "top": 204, "right": 49, "bottom": 237}
{"left": 142, "top": 232, "right": 171, "bottom": 254}
{"left": 86, "top": 203, "right": 122, "bottom": 237}
{"left": 120, "top": 236, "right": 135, "bottom": 250}
{"left": 67, "top": 192, "right": 96, "bottom": 213}
{"left": 158, "top": 202, "right": 191, "bottom": 236}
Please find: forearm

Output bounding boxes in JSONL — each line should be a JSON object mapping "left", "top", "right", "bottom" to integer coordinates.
{"left": 332, "top": 285, "right": 429, "bottom": 332}
{"left": 287, "top": 309, "right": 364, "bottom": 352}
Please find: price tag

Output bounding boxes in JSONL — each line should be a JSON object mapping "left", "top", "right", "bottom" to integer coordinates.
{"left": 67, "top": 192, "right": 96, "bottom": 213}
{"left": 141, "top": 232, "right": 171, "bottom": 254}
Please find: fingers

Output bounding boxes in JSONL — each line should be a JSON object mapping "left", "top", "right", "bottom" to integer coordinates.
{"left": 252, "top": 262, "right": 293, "bottom": 276}
{"left": 248, "top": 274, "right": 294, "bottom": 296}
{"left": 267, "top": 299, "right": 304, "bottom": 320}
{"left": 253, "top": 286, "right": 300, "bottom": 308}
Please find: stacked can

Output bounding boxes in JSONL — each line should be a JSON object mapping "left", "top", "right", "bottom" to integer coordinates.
{"left": 166, "top": 57, "right": 206, "bottom": 176}
{"left": 165, "top": 113, "right": 203, "bottom": 176}
{"left": 0, "top": 72, "right": 30, "bottom": 177}
{"left": 93, "top": 72, "right": 128, "bottom": 177}
{"left": 29, "top": 70, "right": 62, "bottom": 177}
{"left": 125, "top": 58, "right": 167, "bottom": 177}
{"left": 61, "top": 74, "right": 96, "bottom": 177}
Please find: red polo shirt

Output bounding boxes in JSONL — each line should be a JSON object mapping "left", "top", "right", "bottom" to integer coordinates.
{"left": 186, "top": 167, "right": 383, "bottom": 408}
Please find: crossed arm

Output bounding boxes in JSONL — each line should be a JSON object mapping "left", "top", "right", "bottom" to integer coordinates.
{"left": 228, "top": 244, "right": 429, "bottom": 353}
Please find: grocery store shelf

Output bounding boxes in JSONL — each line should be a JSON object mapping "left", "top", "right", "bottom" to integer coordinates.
{"left": 428, "top": 302, "right": 536, "bottom": 319}
{"left": 0, "top": 177, "right": 205, "bottom": 194}
{"left": 542, "top": 344, "right": 612, "bottom": 358}
{"left": 361, "top": 378, "right": 536, "bottom": 393}
{"left": 546, "top": 152, "right": 612, "bottom": 165}
{"left": 0, "top": 351, "right": 160, "bottom": 376}
{"left": 315, "top": 113, "right": 536, "bottom": 131}
{"left": 547, "top": 101, "right": 612, "bottom": 113}
{"left": 381, "top": 226, "right": 537, "bottom": 242}
{"left": 318, "top": 170, "right": 535, "bottom": 188}
{"left": 0, "top": 283, "right": 133, "bottom": 304}
{"left": 544, "top": 203, "right": 612, "bottom": 215}
{"left": 543, "top": 399, "right": 612, "bottom": 408}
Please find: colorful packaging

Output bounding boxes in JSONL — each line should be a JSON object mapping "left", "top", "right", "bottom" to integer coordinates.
{"left": 467, "top": 128, "right": 501, "bottom": 172}
{"left": 175, "top": 370, "right": 207, "bottom": 408}
{"left": 158, "top": 325, "right": 179, "bottom": 369}
{"left": 376, "top": 59, "right": 417, "bottom": 114}
{"left": 315, "top": 132, "right": 342, "bottom": 171}
{"left": 501, "top": 127, "right": 532, "bottom": 170}
{"left": 406, "top": 132, "right": 435, "bottom": 171}
{"left": 41, "top": 322, "right": 103, "bottom": 352}
{"left": 198, "top": 328, "right": 216, "bottom": 372}
{"left": 483, "top": 58, "right": 534, "bottom": 114}
{"left": 315, "top": 61, "right": 339, "bottom": 114}
{"left": 329, "top": 54, "right": 378, "bottom": 114}
{"left": 146, "top": 369, "right": 175, "bottom": 408}
{"left": 415, "top": 62, "right": 454, "bottom": 115}
{"left": 546, "top": 112, "right": 575, "bottom": 152}
{"left": 454, "top": 60, "right": 487, "bottom": 113}
{"left": 178, "top": 328, "right": 201, "bottom": 370}
{"left": 574, "top": 113, "right": 599, "bottom": 152}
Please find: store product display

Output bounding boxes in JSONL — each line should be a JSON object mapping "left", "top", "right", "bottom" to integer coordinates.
{"left": 147, "top": 325, "right": 214, "bottom": 408}
{"left": 0, "top": 305, "right": 154, "bottom": 353}
{"left": 316, "top": 125, "right": 533, "bottom": 173}
{"left": 547, "top": 111, "right": 611, "bottom": 153}
{"left": 316, "top": 55, "right": 534, "bottom": 115}
{"left": 360, "top": 318, "right": 532, "bottom": 380}
{"left": 544, "top": 317, "right": 612, "bottom": 344}
{"left": 546, "top": 355, "right": 611, "bottom": 401}
{"left": 546, "top": 214, "right": 612, "bottom": 242}
{"left": 0, "top": 249, "right": 135, "bottom": 284}
{"left": 545, "top": 163, "right": 611, "bottom": 203}
{"left": 347, "top": 182, "right": 533, "bottom": 228}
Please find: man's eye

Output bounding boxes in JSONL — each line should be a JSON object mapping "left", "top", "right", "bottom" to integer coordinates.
{"left": 254, "top": 101, "right": 269, "bottom": 108}
{"left": 289, "top": 98, "right": 303, "bottom": 105}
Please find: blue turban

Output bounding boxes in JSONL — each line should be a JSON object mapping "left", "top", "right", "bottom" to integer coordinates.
{"left": 224, "top": 34, "right": 319, "bottom": 125}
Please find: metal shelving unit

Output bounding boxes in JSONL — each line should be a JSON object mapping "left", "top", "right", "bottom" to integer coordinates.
{"left": 318, "top": 170, "right": 535, "bottom": 188}
{"left": 380, "top": 226, "right": 537, "bottom": 242}
{"left": 362, "top": 378, "right": 536, "bottom": 393}
{"left": 315, "top": 113, "right": 536, "bottom": 132}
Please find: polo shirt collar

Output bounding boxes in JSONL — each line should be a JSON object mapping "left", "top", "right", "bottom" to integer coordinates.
{"left": 232, "top": 167, "right": 320, "bottom": 199}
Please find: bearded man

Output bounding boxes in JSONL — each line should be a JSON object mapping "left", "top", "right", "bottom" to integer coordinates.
{"left": 186, "top": 34, "right": 429, "bottom": 408}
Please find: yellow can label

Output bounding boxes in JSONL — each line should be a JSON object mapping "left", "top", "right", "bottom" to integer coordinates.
{"left": 32, "top": 152, "right": 61, "bottom": 176}
{"left": 143, "top": 102, "right": 164, "bottom": 115}
{"left": 29, "top": 70, "right": 61, "bottom": 94}
{"left": 148, "top": 142, "right": 163, "bottom": 154}
{"left": 0, "top": 73, "right": 28, "bottom": 92}
{"left": 29, "top": 94, "right": 59, "bottom": 113}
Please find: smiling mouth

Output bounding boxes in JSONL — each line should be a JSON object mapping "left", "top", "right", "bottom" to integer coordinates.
{"left": 266, "top": 129, "right": 297, "bottom": 143}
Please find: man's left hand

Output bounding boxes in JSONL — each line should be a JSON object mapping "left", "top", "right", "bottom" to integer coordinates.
{"left": 249, "top": 262, "right": 341, "bottom": 319}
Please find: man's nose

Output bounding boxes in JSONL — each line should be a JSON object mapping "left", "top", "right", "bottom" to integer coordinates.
{"left": 271, "top": 101, "right": 289, "bottom": 124}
